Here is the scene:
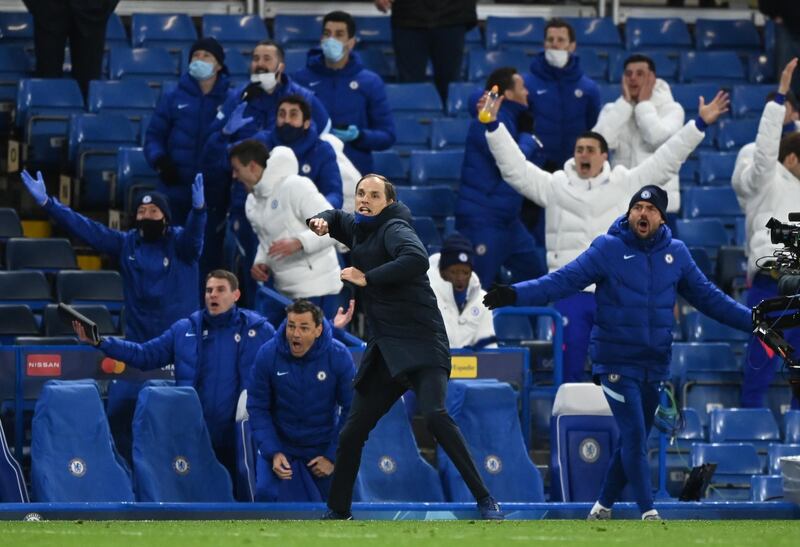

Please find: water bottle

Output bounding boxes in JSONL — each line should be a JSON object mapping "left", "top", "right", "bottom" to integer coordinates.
{"left": 478, "top": 85, "right": 500, "bottom": 123}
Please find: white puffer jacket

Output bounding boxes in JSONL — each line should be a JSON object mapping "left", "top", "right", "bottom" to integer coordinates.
{"left": 732, "top": 100, "right": 800, "bottom": 279}
{"left": 320, "top": 132, "right": 361, "bottom": 214}
{"left": 245, "top": 146, "right": 343, "bottom": 298}
{"left": 486, "top": 119, "right": 705, "bottom": 284}
{"left": 428, "top": 254, "right": 495, "bottom": 349}
{"left": 593, "top": 79, "right": 685, "bottom": 212}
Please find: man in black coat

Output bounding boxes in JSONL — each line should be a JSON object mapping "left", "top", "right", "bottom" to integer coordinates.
{"left": 308, "top": 174, "right": 501, "bottom": 520}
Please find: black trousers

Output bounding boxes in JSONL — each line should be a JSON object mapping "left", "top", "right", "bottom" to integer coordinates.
{"left": 327, "top": 354, "right": 489, "bottom": 512}
{"left": 392, "top": 25, "right": 466, "bottom": 104}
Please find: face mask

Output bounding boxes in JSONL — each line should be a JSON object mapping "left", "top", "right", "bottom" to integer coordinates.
{"left": 136, "top": 218, "right": 166, "bottom": 242}
{"left": 321, "top": 38, "right": 346, "bottom": 63}
{"left": 545, "top": 49, "right": 570, "bottom": 69}
{"left": 276, "top": 124, "right": 306, "bottom": 144}
{"left": 188, "top": 59, "right": 215, "bottom": 81}
{"left": 250, "top": 72, "right": 277, "bottom": 92}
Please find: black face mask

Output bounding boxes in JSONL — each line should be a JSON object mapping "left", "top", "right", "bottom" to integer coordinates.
{"left": 136, "top": 218, "right": 167, "bottom": 242}
{"left": 276, "top": 124, "right": 306, "bottom": 144}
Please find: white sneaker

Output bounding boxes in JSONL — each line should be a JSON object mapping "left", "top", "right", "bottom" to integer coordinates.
{"left": 587, "top": 505, "right": 612, "bottom": 520}
{"left": 642, "top": 510, "right": 661, "bottom": 521}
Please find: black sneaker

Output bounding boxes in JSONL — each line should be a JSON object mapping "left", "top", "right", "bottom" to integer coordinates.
{"left": 477, "top": 495, "right": 504, "bottom": 520}
{"left": 321, "top": 509, "right": 353, "bottom": 520}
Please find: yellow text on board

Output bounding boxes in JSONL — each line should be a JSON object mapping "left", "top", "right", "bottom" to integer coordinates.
{"left": 450, "top": 356, "right": 478, "bottom": 378}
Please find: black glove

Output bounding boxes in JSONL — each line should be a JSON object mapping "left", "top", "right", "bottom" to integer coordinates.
{"left": 517, "top": 110, "right": 535, "bottom": 134}
{"left": 483, "top": 284, "right": 517, "bottom": 310}
{"left": 241, "top": 82, "right": 265, "bottom": 103}
{"left": 155, "top": 156, "right": 180, "bottom": 186}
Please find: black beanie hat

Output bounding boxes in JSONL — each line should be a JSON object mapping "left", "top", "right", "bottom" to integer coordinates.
{"left": 628, "top": 185, "right": 668, "bottom": 220}
{"left": 189, "top": 37, "right": 225, "bottom": 66}
{"left": 439, "top": 233, "right": 474, "bottom": 270}
{"left": 135, "top": 191, "right": 171, "bottom": 223}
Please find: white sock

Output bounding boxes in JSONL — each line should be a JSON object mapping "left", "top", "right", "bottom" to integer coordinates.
{"left": 591, "top": 501, "right": 610, "bottom": 514}
{"left": 641, "top": 509, "right": 659, "bottom": 520}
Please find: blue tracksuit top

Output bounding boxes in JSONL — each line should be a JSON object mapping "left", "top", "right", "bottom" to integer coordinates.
{"left": 99, "top": 306, "right": 275, "bottom": 450}
{"left": 202, "top": 74, "right": 331, "bottom": 215}
{"left": 247, "top": 319, "right": 355, "bottom": 461}
{"left": 457, "top": 99, "right": 545, "bottom": 226}
{"left": 524, "top": 52, "right": 601, "bottom": 167}
{"left": 43, "top": 199, "right": 206, "bottom": 342}
{"left": 293, "top": 50, "right": 396, "bottom": 175}
{"left": 144, "top": 71, "right": 231, "bottom": 207}
{"left": 513, "top": 216, "right": 752, "bottom": 381}
{"left": 252, "top": 122, "right": 343, "bottom": 208}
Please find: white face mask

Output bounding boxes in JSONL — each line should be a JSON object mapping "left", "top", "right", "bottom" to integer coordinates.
{"left": 545, "top": 49, "right": 570, "bottom": 69}
{"left": 250, "top": 72, "right": 277, "bottom": 92}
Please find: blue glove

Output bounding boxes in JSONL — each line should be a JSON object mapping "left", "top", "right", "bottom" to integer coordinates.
{"left": 21, "top": 169, "right": 48, "bottom": 206}
{"left": 223, "top": 102, "right": 254, "bottom": 136}
{"left": 191, "top": 173, "right": 205, "bottom": 209}
{"left": 331, "top": 124, "right": 360, "bottom": 142}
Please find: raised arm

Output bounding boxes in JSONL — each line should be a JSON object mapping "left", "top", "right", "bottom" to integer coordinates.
{"left": 174, "top": 174, "right": 207, "bottom": 262}
{"left": 308, "top": 209, "right": 356, "bottom": 247}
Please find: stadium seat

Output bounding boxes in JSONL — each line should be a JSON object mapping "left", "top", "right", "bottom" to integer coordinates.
{"left": 272, "top": 14, "right": 323, "bottom": 49}
{"left": 393, "top": 116, "right": 431, "bottom": 152}
{"left": 446, "top": 82, "right": 479, "bottom": 117}
{"left": 356, "top": 398, "right": 445, "bottom": 502}
{"left": 608, "top": 50, "right": 679, "bottom": 83}
{"left": 697, "top": 151, "right": 737, "bottom": 186}
{"left": 372, "top": 150, "right": 408, "bottom": 184}
{"left": 0, "top": 304, "right": 39, "bottom": 343}
{"left": 681, "top": 186, "right": 741, "bottom": 218}
{"left": 409, "top": 150, "right": 463, "bottom": 187}
{"left": 670, "top": 342, "right": 733, "bottom": 386}
{"left": 786, "top": 410, "right": 800, "bottom": 444}
{"left": 576, "top": 48, "right": 607, "bottom": 81}
{"left": 353, "top": 16, "right": 392, "bottom": 46}
{"left": 395, "top": 185, "right": 455, "bottom": 219}
{"left": 768, "top": 443, "right": 800, "bottom": 475}
{"left": 5, "top": 237, "right": 78, "bottom": 272}
{"left": 132, "top": 385, "right": 234, "bottom": 502}
{"left": 15, "top": 78, "right": 85, "bottom": 167}
{"left": 731, "top": 84, "right": 773, "bottom": 119}
{"left": 566, "top": 17, "right": 623, "bottom": 54}
{"left": 694, "top": 19, "right": 761, "bottom": 53}
{"left": 201, "top": 14, "right": 269, "bottom": 53}
{"left": 467, "top": 49, "right": 529, "bottom": 83}
{"left": 0, "top": 208, "right": 22, "bottom": 240}
{"left": 87, "top": 79, "right": 158, "bottom": 140}
{"left": 715, "top": 246, "right": 747, "bottom": 295}
{"left": 683, "top": 311, "right": 750, "bottom": 343}
{"left": 440, "top": 381, "right": 544, "bottom": 502}
{"left": 0, "top": 271, "right": 51, "bottom": 313}
{"left": 109, "top": 47, "right": 179, "bottom": 89}
{"left": 411, "top": 216, "right": 442, "bottom": 253}
{"left": 671, "top": 83, "right": 720, "bottom": 119}
{"left": 691, "top": 442, "right": 762, "bottom": 494}
{"left": 43, "top": 303, "right": 118, "bottom": 337}
{"left": 0, "top": 417, "right": 27, "bottom": 502}
{"left": 31, "top": 380, "right": 134, "bottom": 502}
{"left": 493, "top": 314, "right": 537, "bottom": 347}
{"left": 355, "top": 48, "right": 393, "bottom": 79}
{"left": 750, "top": 474, "right": 783, "bottom": 502}
{"left": 56, "top": 270, "right": 124, "bottom": 313}
{"left": 484, "top": 16, "right": 545, "bottom": 51}
{"left": 596, "top": 83, "right": 620, "bottom": 106}
{"left": 385, "top": 82, "right": 443, "bottom": 117}
{"left": 748, "top": 53, "right": 775, "bottom": 85}
{"left": 0, "top": 11, "right": 33, "bottom": 48}
{"left": 688, "top": 246, "right": 713, "bottom": 279}
{"left": 105, "top": 13, "right": 128, "bottom": 49}
{"left": 674, "top": 219, "right": 730, "bottom": 256}
{"left": 709, "top": 408, "right": 780, "bottom": 449}
{"left": 716, "top": 118, "right": 759, "bottom": 150}
{"left": 430, "top": 117, "right": 470, "bottom": 150}
{"left": 115, "top": 146, "right": 159, "bottom": 209}
{"left": 624, "top": 18, "right": 691, "bottom": 51}
{"left": 0, "top": 45, "right": 33, "bottom": 131}
{"left": 678, "top": 338, "right": 741, "bottom": 425}
{"left": 13, "top": 335, "right": 78, "bottom": 345}
{"left": 131, "top": 14, "right": 197, "bottom": 52}
{"left": 679, "top": 51, "right": 746, "bottom": 84}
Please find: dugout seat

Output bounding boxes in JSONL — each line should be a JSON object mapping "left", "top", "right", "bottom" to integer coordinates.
{"left": 409, "top": 150, "right": 464, "bottom": 187}
{"left": 43, "top": 303, "right": 118, "bottom": 337}
{"left": 731, "top": 84, "right": 773, "bottom": 119}
{"left": 109, "top": 47, "right": 179, "bottom": 89}
{"left": 697, "top": 151, "right": 737, "bottom": 186}
{"left": 412, "top": 216, "right": 442, "bottom": 254}
{"left": 0, "top": 271, "right": 51, "bottom": 313}
{"left": 624, "top": 18, "right": 692, "bottom": 51}
{"left": 105, "top": 13, "right": 128, "bottom": 49}
{"left": 372, "top": 150, "right": 408, "bottom": 184}
{"left": 430, "top": 117, "right": 470, "bottom": 150}
{"left": 201, "top": 14, "right": 269, "bottom": 54}
{"left": 709, "top": 408, "right": 780, "bottom": 450}
{"left": 115, "top": 146, "right": 159, "bottom": 209}
{"left": 0, "top": 12, "right": 33, "bottom": 48}
{"left": 484, "top": 16, "right": 545, "bottom": 51}
{"left": 234, "top": 390, "right": 257, "bottom": 501}
{"left": 87, "top": 79, "right": 158, "bottom": 139}
{"left": 131, "top": 14, "right": 197, "bottom": 52}
{"left": 5, "top": 237, "right": 78, "bottom": 272}
{"left": 785, "top": 411, "right": 800, "bottom": 444}
{"left": 353, "top": 16, "right": 392, "bottom": 47}
{"left": 681, "top": 186, "right": 741, "bottom": 218}
{"left": 751, "top": 474, "right": 783, "bottom": 502}
{"left": 716, "top": 118, "right": 759, "bottom": 150}
{"left": 56, "top": 270, "right": 124, "bottom": 313}
{"left": 446, "top": 82, "right": 479, "bottom": 117}
{"left": 577, "top": 48, "right": 608, "bottom": 81}
{"left": 0, "top": 45, "right": 32, "bottom": 131}
{"left": 0, "top": 304, "right": 39, "bottom": 343}
{"left": 768, "top": 443, "right": 800, "bottom": 475}
{"left": 691, "top": 442, "right": 761, "bottom": 499}
{"left": 680, "top": 51, "right": 746, "bottom": 84}
{"left": 566, "top": 17, "right": 622, "bottom": 54}
{"left": 386, "top": 82, "right": 443, "bottom": 117}
{"left": 609, "top": 50, "right": 679, "bottom": 83}
{"left": 674, "top": 219, "right": 730, "bottom": 259}
{"left": 467, "top": 49, "right": 529, "bottom": 83}
{"left": 671, "top": 83, "right": 719, "bottom": 119}
{"left": 395, "top": 186, "right": 455, "bottom": 219}
{"left": 393, "top": 116, "right": 431, "bottom": 152}
{"left": 272, "top": 14, "right": 323, "bottom": 49}
{"left": 694, "top": 19, "right": 761, "bottom": 53}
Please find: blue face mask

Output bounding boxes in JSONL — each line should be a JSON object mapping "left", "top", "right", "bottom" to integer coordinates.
{"left": 276, "top": 124, "right": 306, "bottom": 144}
{"left": 321, "top": 38, "right": 346, "bottom": 62}
{"left": 354, "top": 212, "right": 379, "bottom": 224}
{"left": 188, "top": 59, "right": 215, "bottom": 81}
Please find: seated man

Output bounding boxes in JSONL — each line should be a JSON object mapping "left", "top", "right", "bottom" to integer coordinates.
{"left": 73, "top": 270, "right": 275, "bottom": 490}
{"left": 247, "top": 299, "right": 355, "bottom": 502}
{"left": 427, "top": 233, "right": 495, "bottom": 349}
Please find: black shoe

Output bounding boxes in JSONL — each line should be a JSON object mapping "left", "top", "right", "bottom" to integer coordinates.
{"left": 477, "top": 495, "right": 504, "bottom": 520}
{"left": 321, "top": 509, "right": 353, "bottom": 520}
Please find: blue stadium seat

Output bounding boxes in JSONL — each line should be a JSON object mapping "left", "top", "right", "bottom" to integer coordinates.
{"left": 709, "top": 408, "right": 780, "bottom": 449}
{"left": 679, "top": 51, "right": 746, "bottom": 84}
{"left": 786, "top": 410, "right": 800, "bottom": 444}
{"left": 43, "top": 303, "right": 118, "bottom": 337}
{"left": 395, "top": 185, "right": 455, "bottom": 218}
{"left": 694, "top": 19, "right": 761, "bottom": 53}
{"left": 625, "top": 18, "right": 692, "bottom": 51}
{"left": 691, "top": 442, "right": 762, "bottom": 494}
{"left": 670, "top": 83, "right": 720, "bottom": 119}
{"left": 467, "top": 49, "right": 529, "bottom": 83}
{"left": 731, "top": 84, "right": 773, "bottom": 119}
{"left": 31, "top": 380, "right": 134, "bottom": 502}
{"left": 0, "top": 417, "right": 27, "bottom": 502}
{"left": 609, "top": 50, "right": 679, "bottom": 83}
{"left": 697, "top": 151, "right": 737, "bottom": 186}
{"left": 566, "top": 17, "right": 622, "bottom": 54}
{"left": 273, "top": 14, "right": 323, "bottom": 49}
{"left": 430, "top": 117, "right": 470, "bottom": 150}
{"left": 441, "top": 381, "right": 544, "bottom": 502}
{"left": 87, "top": 79, "right": 158, "bottom": 140}
{"left": 356, "top": 48, "right": 393, "bottom": 79}
{"left": 115, "top": 147, "right": 159, "bottom": 209}
{"left": 715, "top": 246, "right": 747, "bottom": 295}
{"left": 748, "top": 53, "right": 775, "bottom": 85}
{"left": 683, "top": 311, "right": 749, "bottom": 343}
{"left": 0, "top": 208, "right": 22, "bottom": 240}
{"left": 109, "top": 47, "right": 179, "bottom": 89}
{"left": 355, "top": 398, "right": 445, "bottom": 502}
{"left": 670, "top": 342, "right": 733, "bottom": 385}
{"left": 0, "top": 45, "right": 32, "bottom": 131}
{"left": 446, "top": 81, "right": 479, "bottom": 117}
{"left": 411, "top": 216, "right": 442, "bottom": 253}
{"left": 56, "top": 270, "right": 124, "bottom": 313}
{"left": 372, "top": 150, "right": 408, "bottom": 184}
{"left": 750, "top": 474, "right": 783, "bottom": 501}
{"left": 0, "top": 11, "right": 33, "bottom": 47}
{"left": 681, "top": 186, "right": 742, "bottom": 219}
{"left": 131, "top": 14, "right": 197, "bottom": 52}
{"left": 5, "top": 238, "right": 77, "bottom": 272}
{"left": 679, "top": 156, "right": 698, "bottom": 183}
{"left": 201, "top": 14, "right": 269, "bottom": 53}
{"left": 768, "top": 443, "right": 800, "bottom": 475}
{"left": 484, "top": 16, "right": 545, "bottom": 51}
{"left": 353, "top": 16, "right": 391, "bottom": 46}
{"left": 675, "top": 219, "right": 730, "bottom": 258}
{"left": 393, "top": 116, "right": 431, "bottom": 152}
{"left": 596, "top": 83, "right": 620, "bottom": 105}
{"left": 385, "top": 82, "right": 443, "bottom": 117}
{"left": 105, "top": 13, "right": 127, "bottom": 49}
{"left": 493, "top": 314, "right": 534, "bottom": 346}
{"left": 678, "top": 342, "right": 742, "bottom": 427}
{"left": 409, "top": 150, "right": 463, "bottom": 186}
{"left": 688, "top": 246, "right": 713, "bottom": 279}
{"left": 0, "top": 270, "right": 51, "bottom": 313}
{"left": 577, "top": 48, "right": 607, "bottom": 81}
{"left": 716, "top": 118, "right": 758, "bottom": 150}
{"left": 283, "top": 48, "right": 308, "bottom": 74}
{"left": 0, "top": 304, "right": 39, "bottom": 343}
{"left": 132, "top": 385, "right": 234, "bottom": 502}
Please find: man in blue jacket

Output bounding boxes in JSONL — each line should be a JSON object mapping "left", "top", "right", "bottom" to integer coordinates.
{"left": 457, "top": 67, "right": 546, "bottom": 288}
{"left": 73, "top": 269, "right": 275, "bottom": 487}
{"left": 526, "top": 18, "right": 601, "bottom": 169}
{"left": 247, "top": 299, "right": 355, "bottom": 502}
{"left": 292, "top": 11, "right": 396, "bottom": 175}
{"left": 253, "top": 95, "right": 343, "bottom": 208}
{"left": 485, "top": 185, "right": 753, "bottom": 521}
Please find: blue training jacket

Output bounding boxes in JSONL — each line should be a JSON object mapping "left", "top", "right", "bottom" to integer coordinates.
{"left": 457, "top": 99, "right": 545, "bottom": 227}
{"left": 99, "top": 306, "right": 275, "bottom": 452}
{"left": 43, "top": 199, "right": 205, "bottom": 343}
{"left": 513, "top": 216, "right": 752, "bottom": 381}
{"left": 253, "top": 122, "right": 343, "bottom": 208}
{"left": 524, "top": 52, "right": 601, "bottom": 167}
{"left": 144, "top": 71, "right": 231, "bottom": 209}
{"left": 247, "top": 319, "right": 355, "bottom": 462}
{"left": 292, "top": 50, "right": 396, "bottom": 175}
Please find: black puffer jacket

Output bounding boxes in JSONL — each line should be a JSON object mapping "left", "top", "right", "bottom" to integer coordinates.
{"left": 391, "top": 0, "right": 477, "bottom": 30}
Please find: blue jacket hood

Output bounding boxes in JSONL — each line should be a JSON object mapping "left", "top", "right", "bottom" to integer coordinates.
{"left": 274, "top": 317, "right": 334, "bottom": 361}
{"left": 305, "top": 49, "right": 365, "bottom": 78}
{"left": 268, "top": 121, "right": 321, "bottom": 157}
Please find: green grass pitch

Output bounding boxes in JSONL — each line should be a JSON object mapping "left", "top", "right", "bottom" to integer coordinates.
{"left": 1, "top": 520, "right": 800, "bottom": 547}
